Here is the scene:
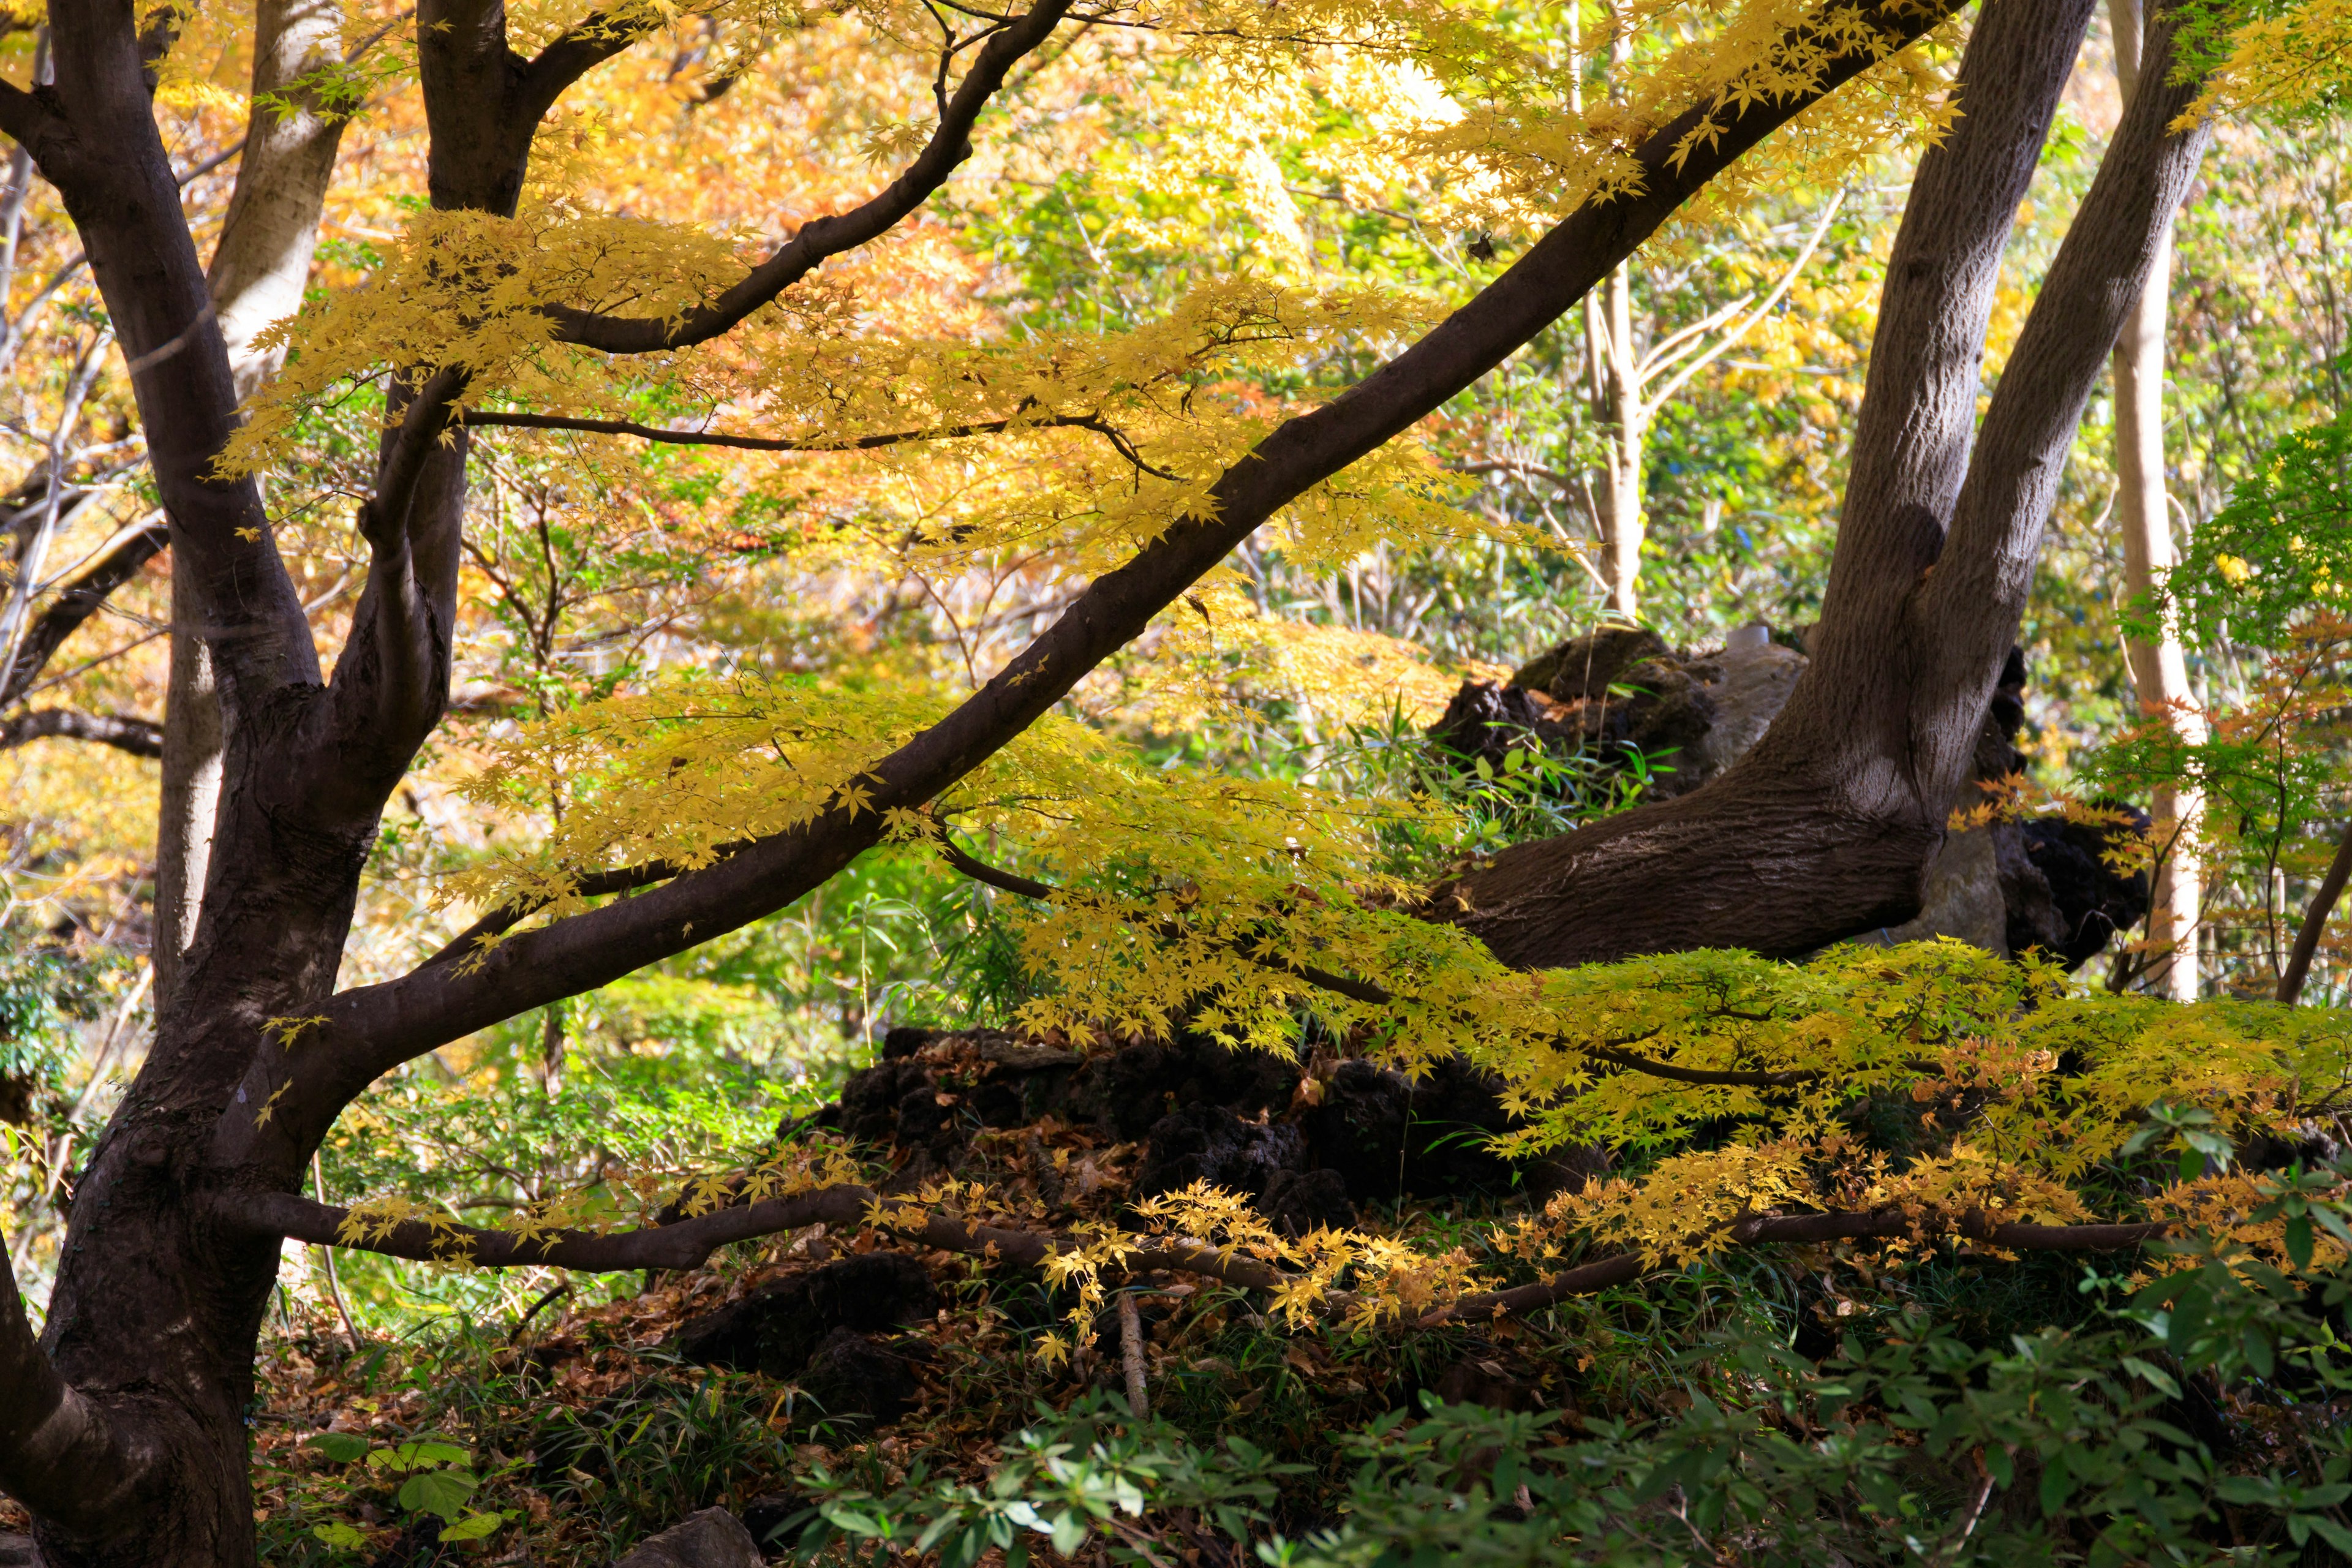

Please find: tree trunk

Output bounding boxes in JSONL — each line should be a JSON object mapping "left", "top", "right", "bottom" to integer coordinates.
{"left": 1598, "top": 260, "right": 1646, "bottom": 621}
{"left": 1447, "top": 0, "right": 2206, "bottom": 968}
{"left": 157, "top": 0, "right": 351, "bottom": 1008}
{"left": 2109, "top": 0, "right": 2203, "bottom": 1000}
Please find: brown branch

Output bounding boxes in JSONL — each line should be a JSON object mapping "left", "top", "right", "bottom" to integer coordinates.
{"left": 552, "top": 0, "right": 1074, "bottom": 355}
{"left": 0, "top": 707, "right": 162, "bottom": 758}
{"left": 0, "top": 1227, "right": 144, "bottom": 1536}
{"left": 0, "top": 514, "right": 167, "bottom": 706}
{"left": 221, "top": 1182, "right": 1292, "bottom": 1294}
{"left": 219, "top": 1182, "right": 2164, "bottom": 1340}
{"left": 2278, "top": 820, "right": 2352, "bottom": 1004}
{"left": 462, "top": 408, "right": 1139, "bottom": 454}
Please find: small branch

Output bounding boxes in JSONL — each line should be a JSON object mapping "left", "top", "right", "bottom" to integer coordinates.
{"left": 0, "top": 513, "right": 168, "bottom": 707}
{"left": 1117, "top": 1289, "right": 1150, "bottom": 1419}
{"left": 2277, "top": 819, "right": 2352, "bottom": 1005}
{"left": 551, "top": 0, "right": 1075, "bottom": 355}
{"left": 419, "top": 840, "right": 755, "bottom": 970}
{"left": 0, "top": 707, "right": 163, "bottom": 758}
{"left": 1421, "top": 1208, "right": 2166, "bottom": 1325}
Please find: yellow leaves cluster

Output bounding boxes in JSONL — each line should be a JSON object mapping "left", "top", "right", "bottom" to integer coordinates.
{"left": 2179, "top": 0, "right": 2352, "bottom": 129}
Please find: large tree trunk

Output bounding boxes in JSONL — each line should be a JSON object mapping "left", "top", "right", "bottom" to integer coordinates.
{"left": 158, "top": 0, "right": 352, "bottom": 1008}
{"left": 2108, "top": 0, "right": 2203, "bottom": 1000}
{"left": 1447, "top": 0, "right": 2210, "bottom": 968}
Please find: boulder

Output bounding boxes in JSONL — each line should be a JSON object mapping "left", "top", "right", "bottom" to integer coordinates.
{"left": 671, "top": 1253, "right": 938, "bottom": 1382}
{"left": 797, "top": 1324, "right": 927, "bottom": 1425}
{"left": 1134, "top": 1104, "right": 1309, "bottom": 1204}
{"left": 611, "top": 1508, "right": 763, "bottom": 1568}
{"left": 0, "top": 1534, "right": 36, "bottom": 1567}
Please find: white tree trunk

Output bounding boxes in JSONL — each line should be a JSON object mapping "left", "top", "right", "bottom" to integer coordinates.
{"left": 2109, "top": 0, "right": 2203, "bottom": 1000}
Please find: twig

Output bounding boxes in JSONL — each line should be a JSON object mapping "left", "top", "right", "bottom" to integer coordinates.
{"left": 1117, "top": 1288, "right": 1150, "bottom": 1420}
{"left": 312, "top": 1152, "right": 363, "bottom": 1357}
{"left": 507, "top": 1281, "right": 572, "bottom": 1343}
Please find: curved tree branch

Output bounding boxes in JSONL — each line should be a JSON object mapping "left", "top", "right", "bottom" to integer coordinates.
{"left": 0, "top": 514, "right": 166, "bottom": 707}
{"left": 0, "top": 707, "right": 162, "bottom": 757}
{"left": 0, "top": 1229, "right": 143, "bottom": 1539}
{"left": 224, "top": 0, "right": 1968, "bottom": 1167}
{"left": 549, "top": 0, "right": 1076, "bottom": 354}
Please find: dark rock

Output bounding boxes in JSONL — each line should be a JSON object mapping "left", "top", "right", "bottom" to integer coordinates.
{"left": 1300, "top": 1057, "right": 1520, "bottom": 1205}
{"left": 797, "top": 1325, "right": 925, "bottom": 1425}
{"left": 881, "top": 1025, "right": 935, "bottom": 1060}
{"left": 671, "top": 1253, "right": 938, "bottom": 1381}
{"left": 1426, "top": 680, "right": 1581, "bottom": 774}
{"left": 1135, "top": 1104, "right": 1306, "bottom": 1200}
{"left": 1066, "top": 1034, "right": 1298, "bottom": 1141}
{"left": 1261, "top": 1167, "right": 1355, "bottom": 1235}
{"left": 611, "top": 1507, "right": 763, "bottom": 1568}
{"left": 1513, "top": 625, "right": 1672, "bottom": 701}
{"left": 834, "top": 1057, "right": 934, "bottom": 1145}
{"left": 0, "top": 1534, "right": 36, "bottom": 1567}
{"left": 739, "top": 1492, "right": 815, "bottom": 1554}
{"left": 2002, "top": 805, "right": 2152, "bottom": 969}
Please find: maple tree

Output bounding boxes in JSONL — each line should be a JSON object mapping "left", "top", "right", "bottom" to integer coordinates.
{"left": 0, "top": 0, "right": 2345, "bottom": 1561}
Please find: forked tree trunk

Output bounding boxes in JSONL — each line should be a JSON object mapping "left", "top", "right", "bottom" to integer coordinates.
{"left": 1448, "top": 0, "right": 2209, "bottom": 967}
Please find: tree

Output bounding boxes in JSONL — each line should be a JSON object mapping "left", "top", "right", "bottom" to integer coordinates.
{"left": 0, "top": 1, "right": 2226, "bottom": 1565}
{"left": 1446, "top": 0, "right": 2210, "bottom": 966}
{"left": 2108, "top": 0, "right": 2204, "bottom": 1001}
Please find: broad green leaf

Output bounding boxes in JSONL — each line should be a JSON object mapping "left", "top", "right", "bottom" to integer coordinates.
{"left": 398, "top": 1467, "right": 480, "bottom": 1521}
{"left": 306, "top": 1432, "right": 370, "bottom": 1464}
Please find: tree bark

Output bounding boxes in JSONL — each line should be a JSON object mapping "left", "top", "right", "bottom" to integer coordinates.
{"left": 2109, "top": 0, "right": 2203, "bottom": 1000}
{"left": 1446, "top": 0, "right": 2211, "bottom": 969}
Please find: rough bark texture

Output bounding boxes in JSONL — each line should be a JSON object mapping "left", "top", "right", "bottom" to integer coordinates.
{"left": 1444, "top": 0, "right": 2209, "bottom": 968}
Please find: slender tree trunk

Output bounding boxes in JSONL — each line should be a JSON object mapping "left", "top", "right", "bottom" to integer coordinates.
{"left": 1599, "top": 261, "right": 1646, "bottom": 620}
{"left": 2109, "top": 0, "right": 2203, "bottom": 1000}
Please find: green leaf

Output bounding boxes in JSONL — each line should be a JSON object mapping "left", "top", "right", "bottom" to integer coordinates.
{"left": 306, "top": 1432, "right": 370, "bottom": 1464}
{"left": 1049, "top": 1509, "right": 1088, "bottom": 1556}
{"left": 437, "top": 1511, "right": 509, "bottom": 1544}
{"left": 368, "top": 1438, "right": 469, "bottom": 1473}
{"left": 312, "top": 1522, "right": 372, "bottom": 1551}
{"left": 397, "top": 1467, "right": 480, "bottom": 1521}
{"left": 2302, "top": 1514, "right": 2352, "bottom": 1553}
{"left": 2287, "top": 1214, "right": 2316, "bottom": 1272}
{"left": 2119, "top": 1357, "right": 2182, "bottom": 1400}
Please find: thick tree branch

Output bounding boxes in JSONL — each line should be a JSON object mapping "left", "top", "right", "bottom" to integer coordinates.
{"left": 219, "top": 1183, "right": 2164, "bottom": 1334}
{"left": 0, "top": 1229, "right": 143, "bottom": 1537}
{"left": 464, "top": 407, "right": 1143, "bottom": 454}
{"left": 2277, "top": 819, "right": 2352, "bottom": 1004}
{"left": 1917, "top": 0, "right": 2213, "bottom": 780}
{"left": 227, "top": 0, "right": 1966, "bottom": 1167}
{"left": 0, "top": 707, "right": 163, "bottom": 756}
{"left": 222, "top": 1183, "right": 1292, "bottom": 1293}
{"left": 550, "top": 0, "right": 1076, "bottom": 354}
{"left": 513, "top": 7, "right": 661, "bottom": 128}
